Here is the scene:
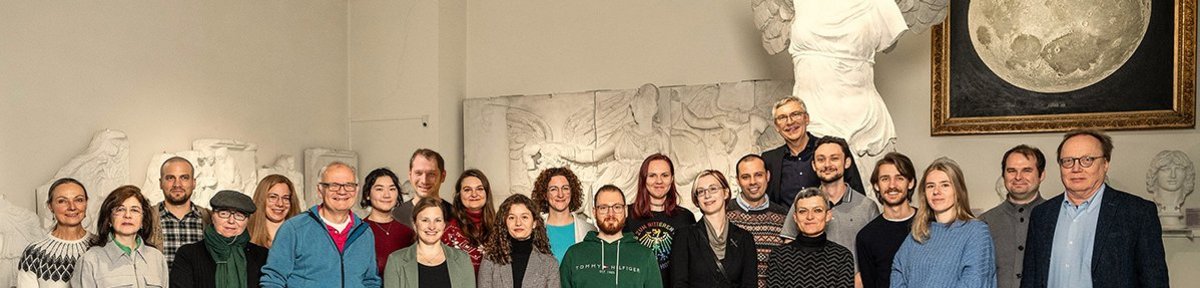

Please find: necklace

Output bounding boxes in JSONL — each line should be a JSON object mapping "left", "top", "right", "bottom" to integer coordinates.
{"left": 372, "top": 221, "right": 391, "bottom": 235}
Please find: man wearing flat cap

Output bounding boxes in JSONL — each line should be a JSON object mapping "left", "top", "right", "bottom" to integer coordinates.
{"left": 171, "top": 190, "right": 271, "bottom": 288}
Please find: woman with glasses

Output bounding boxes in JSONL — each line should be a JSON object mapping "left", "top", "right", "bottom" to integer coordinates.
{"left": 360, "top": 168, "right": 416, "bottom": 274}
{"left": 18, "top": 178, "right": 93, "bottom": 288}
{"left": 669, "top": 170, "right": 757, "bottom": 288}
{"left": 530, "top": 167, "right": 596, "bottom": 262}
{"left": 384, "top": 198, "right": 476, "bottom": 288}
{"left": 246, "top": 174, "right": 300, "bottom": 248}
{"left": 444, "top": 169, "right": 496, "bottom": 273}
{"left": 890, "top": 158, "right": 996, "bottom": 288}
{"left": 171, "top": 190, "right": 270, "bottom": 288}
{"left": 70, "top": 185, "right": 168, "bottom": 288}
{"left": 625, "top": 153, "right": 695, "bottom": 288}
{"left": 478, "top": 194, "right": 560, "bottom": 288}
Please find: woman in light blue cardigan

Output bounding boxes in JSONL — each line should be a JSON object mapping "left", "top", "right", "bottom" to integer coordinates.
{"left": 891, "top": 158, "right": 996, "bottom": 288}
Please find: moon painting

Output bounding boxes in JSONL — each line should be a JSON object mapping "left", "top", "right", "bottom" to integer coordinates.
{"left": 968, "top": 0, "right": 1151, "bottom": 93}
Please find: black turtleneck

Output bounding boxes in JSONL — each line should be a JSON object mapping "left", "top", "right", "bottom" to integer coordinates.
{"left": 793, "top": 232, "right": 828, "bottom": 253}
{"left": 511, "top": 238, "right": 533, "bottom": 288}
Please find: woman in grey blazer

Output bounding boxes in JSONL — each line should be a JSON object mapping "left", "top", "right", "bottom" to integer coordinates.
{"left": 479, "top": 194, "right": 560, "bottom": 288}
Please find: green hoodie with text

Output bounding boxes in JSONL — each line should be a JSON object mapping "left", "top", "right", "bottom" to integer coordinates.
{"left": 559, "top": 231, "right": 663, "bottom": 288}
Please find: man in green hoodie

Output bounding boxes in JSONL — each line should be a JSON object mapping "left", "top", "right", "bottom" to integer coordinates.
{"left": 560, "top": 185, "right": 663, "bottom": 288}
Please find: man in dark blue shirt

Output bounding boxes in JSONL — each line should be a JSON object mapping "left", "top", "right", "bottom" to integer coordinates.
{"left": 762, "top": 97, "right": 864, "bottom": 210}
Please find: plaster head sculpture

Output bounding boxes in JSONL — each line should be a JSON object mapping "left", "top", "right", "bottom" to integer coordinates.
{"left": 1146, "top": 150, "right": 1195, "bottom": 229}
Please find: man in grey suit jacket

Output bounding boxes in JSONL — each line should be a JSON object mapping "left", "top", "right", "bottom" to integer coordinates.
{"left": 1021, "top": 130, "right": 1168, "bottom": 288}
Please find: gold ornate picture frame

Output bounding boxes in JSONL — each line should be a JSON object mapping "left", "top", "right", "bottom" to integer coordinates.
{"left": 930, "top": 0, "right": 1195, "bottom": 135}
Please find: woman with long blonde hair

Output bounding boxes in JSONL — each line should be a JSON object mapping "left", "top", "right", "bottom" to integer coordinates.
{"left": 890, "top": 157, "right": 996, "bottom": 288}
{"left": 246, "top": 174, "right": 300, "bottom": 248}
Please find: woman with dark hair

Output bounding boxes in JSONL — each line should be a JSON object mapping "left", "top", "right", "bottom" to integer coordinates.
{"left": 360, "top": 167, "right": 416, "bottom": 274}
{"left": 478, "top": 194, "right": 560, "bottom": 288}
{"left": 246, "top": 174, "right": 300, "bottom": 248}
{"left": 444, "top": 169, "right": 496, "bottom": 272}
{"left": 171, "top": 190, "right": 270, "bottom": 288}
{"left": 530, "top": 167, "right": 596, "bottom": 262}
{"left": 670, "top": 170, "right": 757, "bottom": 288}
{"left": 891, "top": 157, "right": 995, "bottom": 288}
{"left": 70, "top": 185, "right": 168, "bottom": 288}
{"left": 624, "top": 153, "right": 695, "bottom": 287}
{"left": 18, "top": 178, "right": 94, "bottom": 288}
{"left": 384, "top": 198, "right": 476, "bottom": 288}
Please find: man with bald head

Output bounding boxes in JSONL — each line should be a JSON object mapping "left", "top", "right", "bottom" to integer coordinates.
{"left": 261, "top": 162, "right": 381, "bottom": 287}
{"left": 1021, "top": 130, "right": 1168, "bottom": 288}
{"left": 155, "top": 156, "right": 210, "bottom": 266}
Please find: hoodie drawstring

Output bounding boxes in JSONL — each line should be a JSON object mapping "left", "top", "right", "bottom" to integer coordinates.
{"left": 615, "top": 241, "right": 621, "bottom": 285}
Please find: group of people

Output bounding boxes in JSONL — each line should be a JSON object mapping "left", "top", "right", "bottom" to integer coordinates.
{"left": 16, "top": 97, "right": 1169, "bottom": 288}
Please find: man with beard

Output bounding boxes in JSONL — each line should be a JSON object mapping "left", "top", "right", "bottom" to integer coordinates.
{"left": 156, "top": 156, "right": 210, "bottom": 266}
{"left": 261, "top": 162, "right": 381, "bottom": 287}
{"left": 560, "top": 185, "right": 662, "bottom": 288}
{"left": 853, "top": 152, "right": 917, "bottom": 288}
{"left": 780, "top": 137, "right": 878, "bottom": 270}
{"left": 979, "top": 145, "right": 1048, "bottom": 288}
{"left": 391, "top": 148, "right": 453, "bottom": 228}
{"left": 762, "top": 97, "right": 865, "bottom": 211}
{"left": 726, "top": 154, "right": 788, "bottom": 288}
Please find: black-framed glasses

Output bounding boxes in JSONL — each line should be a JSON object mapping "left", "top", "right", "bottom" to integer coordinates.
{"left": 1058, "top": 155, "right": 1105, "bottom": 168}
{"left": 215, "top": 210, "right": 248, "bottom": 221}
{"left": 318, "top": 182, "right": 359, "bottom": 192}
{"left": 773, "top": 111, "right": 808, "bottom": 124}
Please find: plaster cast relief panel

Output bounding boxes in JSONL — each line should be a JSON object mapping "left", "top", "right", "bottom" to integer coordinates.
{"left": 466, "top": 80, "right": 794, "bottom": 218}
{"left": 258, "top": 155, "right": 304, "bottom": 202}
{"left": 304, "top": 148, "right": 358, "bottom": 209}
{"left": 193, "top": 139, "right": 259, "bottom": 203}
{"left": 1147, "top": 150, "right": 1195, "bottom": 230}
{"left": 0, "top": 196, "right": 45, "bottom": 288}
{"left": 35, "top": 129, "right": 129, "bottom": 233}
{"left": 142, "top": 151, "right": 216, "bottom": 208}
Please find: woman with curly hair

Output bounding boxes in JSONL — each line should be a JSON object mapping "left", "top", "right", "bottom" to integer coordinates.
{"left": 444, "top": 169, "right": 497, "bottom": 273}
{"left": 479, "top": 194, "right": 559, "bottom": 288}
{"left": 530, "top": 167, "right": 596, "bottom": 262}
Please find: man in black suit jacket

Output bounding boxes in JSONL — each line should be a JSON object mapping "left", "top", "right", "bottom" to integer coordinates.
{"left": 1021, "top": 130, "right": 1168, "bottom": 288}
{"left": 763, "top": 97, "right": 864, "bottom": 210}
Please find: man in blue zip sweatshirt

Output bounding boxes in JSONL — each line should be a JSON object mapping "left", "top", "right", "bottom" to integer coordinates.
{"left": 261, "top": 162, "right": 381, "bottom": 288}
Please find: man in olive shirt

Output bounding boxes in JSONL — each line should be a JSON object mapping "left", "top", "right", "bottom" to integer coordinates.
{"left": 979, "top": 145, "right": 1048, "bottom": 288}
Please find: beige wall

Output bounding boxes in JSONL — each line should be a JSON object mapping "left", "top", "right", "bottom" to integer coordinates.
{"left": 464, "top": 1, "right": 1200, "bottom": 285}
{"left": 0, "top": 1, "right": 349, "bottom": 211}
{"left": 347, "top": 0, "right": 465, "bottom": 201}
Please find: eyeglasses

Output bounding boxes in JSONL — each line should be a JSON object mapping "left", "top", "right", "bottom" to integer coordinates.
{"left": 694, "top": 185, "right": 726, "bottom": 198}
{"left": 1058, "top": 155, "right": 1105, "bottom": 168}
{"left": 319, "top": 182, "right": 359, "bottom": 192}
{"left": 112, "top": 206, "right": 143, "bottom": 216}
{"left": 215, "top": 210, "right": 248, "bottom": 221}
{"left": 267, "top": 194, "right": 291, "bottom": 204}
{"left": 773, "top": 111, "right": 808, "bottom": 124}
{"left": 595, "top": 204, "right": 626, "bottom": 214}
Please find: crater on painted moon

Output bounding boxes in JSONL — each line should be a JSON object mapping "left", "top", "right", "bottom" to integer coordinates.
{"left": 968, "top": 0, "right": 1151, "bottom": 93}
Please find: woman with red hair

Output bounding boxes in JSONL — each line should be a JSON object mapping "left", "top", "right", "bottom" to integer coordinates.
{"left": 624, "top": 153, "right": 695, "bottom": 288}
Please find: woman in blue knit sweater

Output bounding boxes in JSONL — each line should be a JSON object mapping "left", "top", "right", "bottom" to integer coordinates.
{"left": 890, "top": 157, "right": 996, "bottom": 288}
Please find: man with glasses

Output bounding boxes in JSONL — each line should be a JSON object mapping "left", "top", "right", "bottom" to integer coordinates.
{"left": 980, "top": 145, "right": 1049, "bottom": 288}
{"left": 261, "top": 162, "right": 381, "bottom": 287}
{"left": 1021, "top": 130, "right": 1168, "bottom": 288}
{"left": 762, "top": 97, "right": 865, "bottom": 212}
{"left": 560, "top": 185, "right": 662, "bottom": 288}
{"left": 156, "top": 156, "right": 210, "bottom": 266}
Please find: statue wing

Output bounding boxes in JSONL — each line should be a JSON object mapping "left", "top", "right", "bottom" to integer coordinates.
{"left": 506, "top": 106, "right": 552, "bottom": 159}
{"left": 750, "top": 0, "right": 795, "bottom": 55}
{"left": 895, "top": 0, "right": 950, "bottom": 35}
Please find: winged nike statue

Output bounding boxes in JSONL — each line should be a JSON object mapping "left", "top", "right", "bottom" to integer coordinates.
{"left": 749, "top": 0, "right": 949, "bottom": 160}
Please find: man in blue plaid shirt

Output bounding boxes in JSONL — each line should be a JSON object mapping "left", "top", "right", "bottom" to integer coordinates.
{"left": 155, "top": 156, "right": 210, "bottom": 266}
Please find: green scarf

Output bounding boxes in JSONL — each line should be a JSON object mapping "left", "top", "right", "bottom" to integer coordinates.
{"left": 203, "top": 225, "right": 249, "bottom": 288}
